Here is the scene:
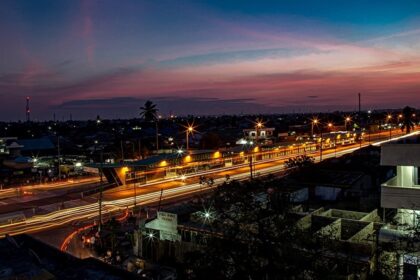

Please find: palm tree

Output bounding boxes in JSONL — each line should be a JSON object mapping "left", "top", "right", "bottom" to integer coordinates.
{"left": 401, "top": 106, "right": 416, "bottom": 134}
{"left": 140, "top": 100, "right": 159, "bottom": 151}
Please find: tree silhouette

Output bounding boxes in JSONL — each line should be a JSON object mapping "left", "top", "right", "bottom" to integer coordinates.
{"left": 400, "top": 106, "right": 416, "bottom": 134}
{"left": 140, "top": 100, "right": 159, "bottom": 151}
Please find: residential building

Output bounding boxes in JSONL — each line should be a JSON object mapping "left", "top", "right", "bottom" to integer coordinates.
{"left": 380, "top": 142, "right": 420, "bottom": 226}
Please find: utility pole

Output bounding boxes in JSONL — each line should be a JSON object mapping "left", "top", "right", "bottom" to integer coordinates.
{"left": 186, "top": 130, "right": 189, "bottom": 150}
{"left": 138, "top": 139, "right": 142, "bottom": 159}
{"left": 358, "top": 93, "right": 363, "bottom": 150}
{"left": 319, "top": 130, "right": 323, "bottom": 161}
{"left": 158, "top": 189, "right": 163, "bottom": 211}
{"left": 155, "top": 121, "right": 159, "bottom": 151}
{"left": 26, "top": 96, "right": 30, "bottom": 122}
{"left": 133, "top": 181, "right": 137, "bottom": 209}
{"left": 334, "top": 137, "right": 337, "bottom": 158}
{"left": 120, "top": 140, "right": 125, "bottom": 162}
{"left": 98, "top": 150, "right": 103, "bottom": 233}
{"left": 57, "top": 136, "right": 61, "bottom": 180}
{"left": 249, "top": 155, "right": 253, "bottom": 180}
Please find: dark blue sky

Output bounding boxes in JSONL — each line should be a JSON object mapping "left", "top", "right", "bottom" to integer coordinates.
{"left": 1, "top": 0, "right": 420, "bottom": 120}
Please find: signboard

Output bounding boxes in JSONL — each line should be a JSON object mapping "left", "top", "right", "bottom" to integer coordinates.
{"left": 145, "top": 211, "right": 180, "bottom": 241}
{"left": 157, "top": 211, "right": 178, "bottom": 232}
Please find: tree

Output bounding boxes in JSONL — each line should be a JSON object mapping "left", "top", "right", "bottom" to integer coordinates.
{"left": 400, "top": 106, "right": 416, "bottom": 134}
{"left": 140, "top": 100, "right": 159, "bottom": 151}
{"left": 199, "top": 132, "right": 222, "bottom": 149}
{"left": 183, "top": 179, "right": 346, "bottom": 280}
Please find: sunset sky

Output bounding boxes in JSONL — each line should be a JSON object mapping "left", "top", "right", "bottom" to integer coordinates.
{"left": 1, "top": 0, "right": 420, "bottom": 120}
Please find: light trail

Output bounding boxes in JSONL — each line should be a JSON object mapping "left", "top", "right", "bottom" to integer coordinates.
{"left": 0, "top": 130, "right": 418, "bottom": 238}
{"left": 0, "top": 177, "right": 100, "bottom": 200}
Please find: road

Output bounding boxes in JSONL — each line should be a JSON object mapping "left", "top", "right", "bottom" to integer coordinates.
{"left": 0, "top": 129, "right": 417, "bottom": 238}
{"left": 0, "top": 176, "right": 99, "bottom": 200}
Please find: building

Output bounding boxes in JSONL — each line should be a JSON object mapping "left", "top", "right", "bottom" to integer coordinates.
{"left": 380, "top": 141, "right": 420, "bottom": 226}
{"left": 0, "top": 137, "right": 23, "bottom": 157}
{"left": 0, "top": 235, "right": 140, "bottom": 280}
{"left": 379, "top": 139, "right": 420, "bottom": 279}
{"left": 243, "top": 127, "right": 275, "bottom": 143}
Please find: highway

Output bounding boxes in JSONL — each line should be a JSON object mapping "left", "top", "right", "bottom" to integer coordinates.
{"left": 0, "top": 129, "right": 418, "bottom": 238}
{"left": 0, "top": 177, "right": 99, "bottom": 200}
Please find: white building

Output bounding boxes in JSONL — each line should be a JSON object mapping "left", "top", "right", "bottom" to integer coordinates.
{"left": 380, "top": 143, "right": 420, "bottom": 227}
{"left": 243, "top": 127, "right": 275, "bottom": 141}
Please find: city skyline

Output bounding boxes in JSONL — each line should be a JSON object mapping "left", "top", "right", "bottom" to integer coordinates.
{"left": 1, "top": 0, "right": 420, "bottom": 120}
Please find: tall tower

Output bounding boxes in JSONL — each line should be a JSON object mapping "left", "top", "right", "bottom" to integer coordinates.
{"left": 26, "top": 96, "right": 30, "bottom": 122}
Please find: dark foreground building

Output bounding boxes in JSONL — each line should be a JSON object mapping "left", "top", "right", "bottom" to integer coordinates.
{"left": 0, "top": 235, "right": 140, "bottom": 280}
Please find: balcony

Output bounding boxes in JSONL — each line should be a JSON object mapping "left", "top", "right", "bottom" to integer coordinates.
{"left": 381, "top": 176, "right": 420, "bottom": 210}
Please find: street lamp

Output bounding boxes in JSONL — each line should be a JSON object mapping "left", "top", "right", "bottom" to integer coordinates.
{"left": 185, "top": 124, "right": 195, "bottom": 151}
{"left": 327, "top": 122, "right": 333, "bottom": 130}
{"left": 311, "top": 118, "right": 319, "bottom": 138}
{"left": 387, "top": 114, "right": 392, "bottom": 140}
{"left": 319, "top": 122, "right": 333, "bottom": 161}
{"left": 255, "top": 119, "right": 264, "bottom": 145}
{"left": 344, "top": 116, "right": 351, "bottom": 131}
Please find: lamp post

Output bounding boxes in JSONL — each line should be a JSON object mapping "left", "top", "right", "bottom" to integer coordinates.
{"left": 98, "top": 148, "right": 104, "bottom": 233}
{"left": 133, "top": 180, "right": 137, "bottom": 209}
{"left": 387, "top": 114, "right": 392, "bottom": 140}
{"left": 311, "top": 118, "right": 318, "bottom": 138}
{"left": 57, "top": 136, "right": 61, "bottom": 181}
{"left": 344, "top": 117, "right": 351, "bottom": 131}
{"left": 398, "top": 114, "right": 402, "bottom": 136}
{"left": 186, "top": 126, "right": 193, "bottom": 150}
{"left": 319, "top": 122, "right": 333, "bottom": 161}
{"left": 255, "top": 120, "right": 263, "bottom": 145}
{"left": 319, "top": 129, "right": 323, "bottom": 161}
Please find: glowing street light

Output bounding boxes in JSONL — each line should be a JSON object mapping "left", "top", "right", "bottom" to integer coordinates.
{"left": 327, "top": 122, "right": 333, "bottom": 130}
{"left": 202, "top": 207, "right": 215, "bottom": 223}
{"left": 311, "top": 118, "right": 319, "bottom": 137}
{"left": 254, "top": 119, "right": 264, "bottom": 144}
{"left": 344, "top": 116, "right": 351, "bottom": 131}
{"left": 184, "top": 122, "right": 196, "bottom": 150}
{"left": 387, "top": 114, "right": 393, "bottom": 140}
